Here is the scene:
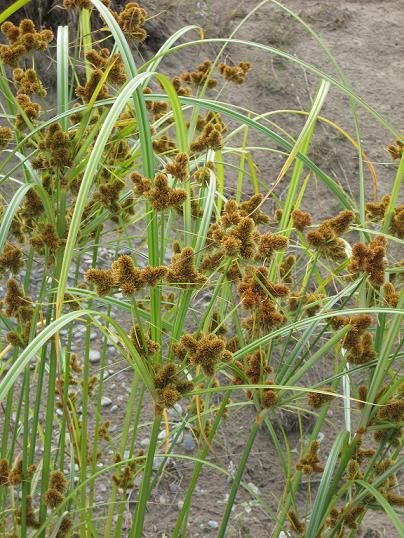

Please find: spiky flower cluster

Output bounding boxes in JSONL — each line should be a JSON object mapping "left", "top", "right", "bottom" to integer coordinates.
{"left": 165, "top": 152, "right": 189, "bottom": 182}
{"left": 153, "top": 363, "right": 193, "bottom": 414}
{"left": 348, "top": 235, "right": 387, "bottom": 287}
{"left": 292, "top": 208, "right": 312, "bottom": 232}
{"left": 386, "top": 138, "right": 403, "bottom": 160}
{"left": 112, "top": 451, "right": 144, "bottom": 489}
{"left": 332, "top": 314, "right": 375, "bottom": 365}
{"left": 174, "top": 332, "right": 232, "bottom": 376}
{"left": 180, "top": 60, "right": 218, "bottom": 90}
{"left": 63, "top": 0, "right": 93, "bottom": 8}
{"left": 1, "top": 279, "right": 34, "bottom": 347}
{"left": 85, "top": 254, "right": 167, "bottom": 296}
{"left": 296, "top": 440, "right": 324, "bottom": 474}
{"left": 143, "top": 173, "right": 187, "bottom": 211}
{"left": 114, "top": 2, "right": 147, "bottom": 41}
{"left": 0, "top": 242, "right": 24, "bottom": 276}
{"left": 86, "top": 48, "right": 127, "bottom": 86}
{"left": 15, "top": 93, "right": 41, "bottom": 129}
{"left": 44, "top": 471, "right": 67, "bottom": 508}
{"left": 0, "top": 126, "right": 13, "bottom": 148}
{"left": 365, "top": 195, "right": 404, "bottom": 239}
{"left": 218, "top": 61, "right": 251, "bottom": 84}
{"left": 0, "top": 19, "right": 53, "bottom": 67}
{"left": 33, "top": 123, "right": 74, "bottom": 170}
{"left": 129, "top": 324, "right": 160, "bottom": 358}
{"left": 13, "top": 67, "right": 46, "bottom": 97}
{"left": 167, "top": 245, "right": 206, "bottom": 288}
{"left": 307, "top": 210, "right": 354, "bottom": 260}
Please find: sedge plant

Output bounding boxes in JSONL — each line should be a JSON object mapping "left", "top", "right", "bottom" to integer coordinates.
{"left": 0, "top": 1, "right": 403, "bottom": 537}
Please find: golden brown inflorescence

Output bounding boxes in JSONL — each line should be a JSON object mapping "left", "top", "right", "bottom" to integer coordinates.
{"left": 146, "top": 173, "right": 187, "bottom": 211}
{"left": 174, "top": 332, "right": 232, "bottom": 377}
{"left": 365, "top": 195, "right": 404, "bottom": 239}
{"left": 165, "top": 152, "right": 189, "bottom": 182}
{"left": 44, "top": 470, "right": 68, "bottom": 509}
{"left": 0, "top": 242, "right": 24, "bottom": 276}
{"left": 218, "top": 61, "right": 251, "bottom": 84}
{"left": 112, "top": 451, "right": 144, "bottom": 489}
{"left": 296, "top": 440, "right": 324, "bottom": 475}
{"left": 0, "top": 19, "right": 53, "bottom": 67}
{"left": 85, "top": 254, "right": 167, "bottom": 296}
{"left": 386, "top": 138, "right": 403, "bottom": 160}
{"left": 0, "top": 125, "right": 13, "bottom": 148}
{"left": 292, "top": 208, "right": 312, "bottom": 232}
{"left": 167, "top": 246, "right": 206, "bottom": 288}
{"left": 153, "top": 362, "right": 193, "bottom": 414}
{"left": 129, "top": 324, "right": 160, "bottom": 358}
{"left": 13, "top": 67, "right": 46, "bottom": 97}
{"left": 349, "top": 235, "right": 387, "bottom": 287}
{"left": 307, "top": 210, "right": 355, "bottom": 260}
{"left": 115, "top": 2, "right": 147, "bottom": 41}
{"left": 288, "top": 510, "right": 306, "bottom": 536}
{"left": 307, "top": 388, "right": 335, "bottom": 409}
{"left": 332, "top": 314, "right": 375, "bottom": 365}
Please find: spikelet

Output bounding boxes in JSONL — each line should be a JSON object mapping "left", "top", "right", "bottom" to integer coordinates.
{"left": 218, "top": 61, "right": 250, "bottom": 84}
{"left": 15, "top": 93, "right": 41, "bottom": 129}
{"left": 349, "top": 235, "right": 387, "bottom": 287}
{"left": 0, "top": 458, "right": 9, "bottom": 486}
{"left": 181, "top": 60, "right": 218, "bottom": 89}
{"left": 76, "top": 69, "right": 110, "bottom": 102}
{"left": 146, "top": 173, "right": 187, "bottom": 211}
{"left": 307, "top": 388, "right": 335, "bottom": 409}
{"left": 0, "top": 242, "right": 24, "bottom": 276}
{"left": 292, "top": 208, "right": 312, "bottom": 232}
{"left": 115, "top": 2, "right": 147, "bottom": 41}
{"left": 0, "top": 126, "right": 13, "bottom": 148}
{"left": 86, "top": 47, "right": 127, "bottom": 86}
{"left": 64, "top": 0, "right": 93, "bottom": 8}
{"left": 167, "top": 246, "right": 206, "bottom": 288}
{"left": 129, "top": 324, "right": 159, "bottom": 358}
{"left": 165, "top": 152, "right": 189, "bottom": 182}
{"left": 238, "top": 265, "right": 289, "bottom": 308}
{"left": 85, "top": 268, "right": 115, "bottom": 296}
{"left": 288, "top": 510, "right": 306, "bottom": 535}
{"left": 153, "top": 362, "right": 193, "bottom": 414}
{"left": 296, "top": 440, "right": 324, "bottom": 474}
{"left": 131, "top": 171, "right": 151, "bottom": 195}
{"left": 386, "top": 139, "right": 403, "bottom": 160}
{"left": 257, "top": 232, "right": 289, "bottom": 259}
{"left": 383, "top": 282, "right": 399, "bottom": 308}
{"left": 0, "top": 19, "right": 53, "bottom": 67}
{"left": 175, "top": 332, "right": 232, "bottom": 377}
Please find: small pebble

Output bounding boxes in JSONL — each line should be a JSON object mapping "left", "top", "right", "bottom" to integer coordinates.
{"left": 207, "top": 520, "right": 219, "bottom": 530}
{"left": 140, "top": 438, "right": 150, "bottom": 448}
{"left": 89, "top": 350, "right": 101, "bottom": 364}
{"left": 247, "top": 482, "right": 260, "bottom": 495}
{"left": 111, "top": 405, "right": 119, "bottom": 412}
{"left": 101, "top": 397, "right": 112, "bottom": 407}
{"left": 183, "top": 433, "right": 196, "bottom": 452}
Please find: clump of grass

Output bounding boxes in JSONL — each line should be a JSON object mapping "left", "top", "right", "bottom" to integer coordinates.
{"left": 0, "top": 1, "right": 402, "bottom": 537}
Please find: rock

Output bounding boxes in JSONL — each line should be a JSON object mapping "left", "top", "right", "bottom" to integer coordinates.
{"left": 177, "top": 499, "right": 184, "bottom": 510}
{"left": 207, "top": 520, "right": 219, "bottom": 529}
{"left": 183, "top": 433, "right": 196, "bottom": 452}
{"left": 158, "top": 430, "right": 167, "bottom": 440}
{"left": 247, "top": 482, "right": 260, "bottom": 495}
{"left": 169, "top": 482, "right": 179, "bottom": 493}
{"left": 111, "top": 405, "right": 119, "bottom": 412}
{"left": 140, "top": 438, "right": 150, "bottom": 448}
{"left": 101, "top": 397, "right": 112, "bottom": 407}
{"left": 89, "top": 350, "right": 101, "bottom": 363}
